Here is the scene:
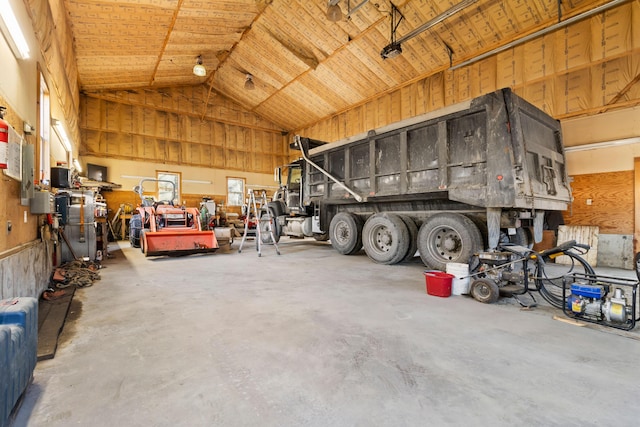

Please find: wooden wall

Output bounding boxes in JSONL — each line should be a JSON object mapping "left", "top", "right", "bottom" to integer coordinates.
{"left": 102, "top": 190, "right": 233, "bottom": 224}
{"left": 0, "top": 95, "right": 37, "bottom": 254}
{"left": 564, "top": 171, "right": 634, "bottom": 235}
{"left": 79, "top": 85, "right": 289, "bottom": 175}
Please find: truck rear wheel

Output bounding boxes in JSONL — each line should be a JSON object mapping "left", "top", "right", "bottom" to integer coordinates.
{"left": 362, "top": 213, "right": 410, "bottom": 265}
{"left": 313, "top": 232, "right": 329, "bottom": 241}
{"left": 499, "top": 227, "right": 531, "bottom": 247}
{"left": 399, "top": 215, "right": 418, "bottom": 262}
{"left": 329, "top": 212, "right": 363, "bottom": 255}
{"left": 417, "top": 213, "right": 483, "bottom": 271}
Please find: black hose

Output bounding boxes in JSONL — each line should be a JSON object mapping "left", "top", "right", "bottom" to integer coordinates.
{"left": 536, "top": 252, "right": 594, "bottom": 309}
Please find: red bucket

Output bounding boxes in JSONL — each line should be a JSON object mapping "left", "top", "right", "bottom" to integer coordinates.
{"left": 424, "top": 271, "right": 454, "bottom": 297}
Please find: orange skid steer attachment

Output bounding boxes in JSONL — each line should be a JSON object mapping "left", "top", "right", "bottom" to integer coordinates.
{"left": 141, "top": 229, "right": 218, "bottom": 257}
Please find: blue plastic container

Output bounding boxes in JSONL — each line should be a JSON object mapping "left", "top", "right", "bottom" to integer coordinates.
{"left": 0, "top": 297, "right": 38, "bottom": 427}
{"left": 0, "top": 326, "right": 11, "bottom": 425}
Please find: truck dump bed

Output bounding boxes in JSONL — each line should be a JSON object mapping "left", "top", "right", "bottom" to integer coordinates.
{"left": 301, "top": 88, "right": 570, "bottom": 212}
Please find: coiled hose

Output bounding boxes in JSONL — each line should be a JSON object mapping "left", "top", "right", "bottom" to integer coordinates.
{"left": 535, "top": 252, "right": 595, "bottom": 309}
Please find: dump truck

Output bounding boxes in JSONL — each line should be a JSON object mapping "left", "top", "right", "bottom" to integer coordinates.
{"left": 266, "top": 88, "right": 571, "bottom": 270}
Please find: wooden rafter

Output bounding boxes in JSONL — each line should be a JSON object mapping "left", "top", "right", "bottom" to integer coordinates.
{"left": 602, "top": 71, "right": 640, "bottom": 110}
{"left": 149, "top": 0, "right": 186, "bottom": 87}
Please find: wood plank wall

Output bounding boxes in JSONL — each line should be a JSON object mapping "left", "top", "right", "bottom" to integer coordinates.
{"left": 80, "top": 85, "right": 289, "bottom": 175}
{"left": 564, "top": 171, "right": 634, "bottom": 235}
{"left": 0, "top": 95, "right": 38, "bottom": 254}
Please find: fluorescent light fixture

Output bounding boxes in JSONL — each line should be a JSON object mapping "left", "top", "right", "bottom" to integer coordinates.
{"left": 121, "top": 175, "right": 155, "bottom": 180}
{"left": 564, "top": 137, "right": 640, "bottom": 152}
{"left": 183, "top": 179, "right": 213, "bottom": 184}
{"left": 0, "top": 0, "right": 31, "bottom": 59}
{"left": 73, "top": 158, "right": 82, "bottom": 173}
{"left": 52, "top": 119, "right": 72, "bottom": 152}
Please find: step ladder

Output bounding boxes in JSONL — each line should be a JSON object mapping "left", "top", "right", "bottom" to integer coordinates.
{"left": 238, "top": 189, "right": 281, "bottom": 257}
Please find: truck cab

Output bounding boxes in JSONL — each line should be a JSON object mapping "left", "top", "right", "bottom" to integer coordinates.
{"left": 273, "top": 160, "right": 305, "bottom": 216}
{"left": 270, "top": 160, "right": 326, "bottom": 240}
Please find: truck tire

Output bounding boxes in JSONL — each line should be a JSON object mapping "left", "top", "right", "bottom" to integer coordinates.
{"left": 362, "top": 213, "right": 410, "bottom": 265}
{"left": 130, "top": 214, "right": 142, "bottom": 248}
{"left": 399, "top": 215, "right": 418, "bottom": 262}
{"left": 499, "top": 227, "right": 531, "bottom": 247}
{"left": 417, "top": 213, "right": 483, "bottom": 271}
{"left": 313, "top": 232, "right": 329, "bottom": 241}
{"left": 259, "top": 211, "right": 281, "bottom": 244}
{"left": 329, "top": 212, "right": 363, "bottom": 255}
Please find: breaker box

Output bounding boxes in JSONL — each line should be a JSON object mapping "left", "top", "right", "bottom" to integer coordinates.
{"left": 30, "top": 191, "right": 54, "bottom": 214}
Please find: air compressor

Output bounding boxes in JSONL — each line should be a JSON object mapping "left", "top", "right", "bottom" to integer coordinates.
{"left": 563, "top": 273, "right": 639, "bottom": 331}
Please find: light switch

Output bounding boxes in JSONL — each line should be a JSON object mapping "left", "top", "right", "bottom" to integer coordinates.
{"left": 586, "top": 199, "right": 592, "bottom": 205}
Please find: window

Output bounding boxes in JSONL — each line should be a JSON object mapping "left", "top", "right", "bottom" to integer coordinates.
{"left": 37, "top": 70, "right": 50, "bottom": 185}
{"left": 157, "top": 171, "right": 181, "bottom": 204}
{"left": 227, "top": 177, "right": 245, "bottom": 206}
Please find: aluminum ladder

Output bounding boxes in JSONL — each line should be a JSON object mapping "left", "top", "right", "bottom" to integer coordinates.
{"left": 238, "top": 189, "right": 281, "bottom": 257}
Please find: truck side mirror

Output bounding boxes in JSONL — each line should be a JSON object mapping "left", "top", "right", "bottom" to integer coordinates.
{"left": 274, "top": 167, "right": 282, "bottom": 184}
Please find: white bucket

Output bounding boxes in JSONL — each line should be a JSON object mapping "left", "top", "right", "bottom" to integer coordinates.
{"left": 446, "top": 262, "right": 470, "bottom": 295}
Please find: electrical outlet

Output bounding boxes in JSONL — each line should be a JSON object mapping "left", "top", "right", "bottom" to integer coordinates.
{"left": 7, "top": 221, "right": 12, "bottom": 233}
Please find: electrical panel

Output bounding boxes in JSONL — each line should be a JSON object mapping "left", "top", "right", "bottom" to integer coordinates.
{"left": 30, "top": 191, "right": 54, "bottom": 214}
{"left": 21, "top": 144, "right": 34, "bottom": 205}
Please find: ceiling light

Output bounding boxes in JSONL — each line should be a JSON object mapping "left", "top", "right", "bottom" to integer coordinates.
{"left": 193, "top": 55, "right": 206, "bottom": 77}
{"left": 0, "top": 0, "right": 31, "bottom": 59}
{"left": 244, "top": 74, "right": 255, "bottom": 90}
{"left": 326, "top": 1, "right": 343, "bottom": 22}
{"left": 381, "top": 43, "right": 402, "bottom": 59}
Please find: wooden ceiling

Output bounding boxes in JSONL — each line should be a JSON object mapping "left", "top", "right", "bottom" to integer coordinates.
{"left": 64, "top": 0, "right": 630, "bottom": 131}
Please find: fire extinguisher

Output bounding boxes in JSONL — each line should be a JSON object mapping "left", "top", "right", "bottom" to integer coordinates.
{"left": 0, "top": 106, "right": 8, "bottom": 170}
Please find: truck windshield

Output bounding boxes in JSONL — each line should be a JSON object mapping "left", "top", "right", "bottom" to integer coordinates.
{"left": 288, "top": 166, "right": 301, "bottom": 190}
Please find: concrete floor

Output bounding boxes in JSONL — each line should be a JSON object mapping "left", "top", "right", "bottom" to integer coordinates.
{"left": 11, "top": 238, "right": 640, "bottom": 426}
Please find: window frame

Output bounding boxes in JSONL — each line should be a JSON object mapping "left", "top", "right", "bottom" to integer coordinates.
{"left": 37, "top": 67, "right": 51, "bottom": 186}
{"left": 156, "top": 171, "right": 181, "bottom": 205}
{"left": 227, "top": 176, "right": 245, "bottom": 207}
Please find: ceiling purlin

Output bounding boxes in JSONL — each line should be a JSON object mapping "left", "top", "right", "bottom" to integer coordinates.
{"left": 229, "top": 37, "right": 291, "bottom": 88}
{"left": 241, "top": 5, "right": 389, "bottom": 127}
{"left": 201, "top": 0, "right": 270, "bottom": 88}
{"left": 149, "top": 0, "right": 185, "bottom": 86}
